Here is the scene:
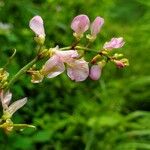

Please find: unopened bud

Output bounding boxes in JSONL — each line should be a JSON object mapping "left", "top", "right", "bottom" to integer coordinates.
{"left": 90, "top": 16, "right": 104, "bottom": 38}
{"left": 114, "top": 58, "right": 129, "bottom": 68}
{"left": 89, "top": 65, "right": 101, "bottom": 80}
{"left": 71, "top": 14, "right": 90, "bottom": 37}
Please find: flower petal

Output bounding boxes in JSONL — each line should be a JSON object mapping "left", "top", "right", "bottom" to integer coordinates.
{"left": 0, "top": 90, "right": 12, "bottom": 109}
{"left": 67, "top": 59, "right": 89, "bottom": 82}
{"left": 29, "top": 15, "right": 45, "bottom": 37}
{"left": 7, "top": 97, "right": 27, "bottom": 116}
{"left": 55, "top": 50, "right": 79, "bottom": 62}
{"left": 91, "top": 17, "right": 104, "bottom": 36}
{"left": 103, "top": 37, "right": 125, "bottom": 50}
{"left": 42, "top": 55, "right": 65, "bottom": 78}
{"left": 71, "top": 14, "right": 90, "bottom": 35}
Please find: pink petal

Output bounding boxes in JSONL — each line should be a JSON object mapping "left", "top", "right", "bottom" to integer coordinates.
{"left": 103, "top": 37, "right": 125, "bottom": 50}
{"left": 67, "top": 59, "right": 89, "bottom": 82}
{"left": 91, "top": 17, "right": 104, "bottom": 36}
{"left": 42, "top": 55, "right": 65, "bottom": 78}
{"left": 89, "top": 65, "right": 101, "bottom": 80}
{"left": 71, "top": 14, "right": 90, "bottom": 35}
{"left": 55, "top": 50, "right": 79, "bottom": 62}
{"left": 29, "top": 15, "right": 45, "bottom": 37}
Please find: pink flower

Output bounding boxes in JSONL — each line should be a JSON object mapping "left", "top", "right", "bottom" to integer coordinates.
{"left": 103, "top": 37, "right": 125, "bottom": 50}
{"left": 42, "top": 49, "right": 89, "bottom": 81}
{"left": 91, "top": 17, "right": 104, "bottom": 37}
{"left": 0, "top": 90, "right": 27, "bottom": 118}
{"left": 67, "top": 59, "right": 89, "bottom": 82}
{"left": 29, "top": 15, "right": 45, "bottom": 37}
{"left": 89, "top": 65, "right": 101, "bottom": 80}
{"left": 71, "top": 14, "right": 90, "bottom": 35}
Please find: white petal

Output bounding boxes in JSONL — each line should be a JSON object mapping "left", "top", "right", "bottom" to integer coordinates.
{"left": 3, "top": 91, "right": 12, "bottom": 106}
{"left": 0, "top": 90, "right": 12, "bottom": 109}
{"left": 7, "top": 97, "right": 27, "bottom": 116}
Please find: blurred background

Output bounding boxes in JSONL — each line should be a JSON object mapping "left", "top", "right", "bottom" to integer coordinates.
{"left": 0, "top": 0, "right": 150, "bottom": 149}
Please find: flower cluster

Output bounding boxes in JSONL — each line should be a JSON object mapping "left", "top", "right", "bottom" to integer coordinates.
{"left": 0, "top": 14, "right": 129, "bottom": 133}
{"left": 29, "top": 15, "right": 129, "bottom": 83}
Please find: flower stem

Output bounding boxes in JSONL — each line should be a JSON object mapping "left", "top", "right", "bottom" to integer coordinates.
{"left": 75, "top": 46, "right": 98, "bottom": 53}
{"left": 6, "top": 56, "right": 38, "bottom": 90}
{"left": 5, "top": 46, "right": 100, "bottom": 90}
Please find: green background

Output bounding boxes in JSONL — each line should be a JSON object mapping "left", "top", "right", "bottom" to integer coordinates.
{"left": 0, "top": 0, "right": 150, "bottom": 149}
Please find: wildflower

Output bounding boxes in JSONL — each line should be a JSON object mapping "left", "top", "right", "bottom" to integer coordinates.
{"left": 0, "top": 90, "right": 27, "bottom": 119}
{"left": 89, "top": 65, "right": 101, "bottom": 80}
{"left": 71, "top": 14, "right": 90, "bottom": 38}
{"left": 90, "top": 17, "right": 104, "bottom": 37}
{"left": 41, "top": 48, "right": 89, "bottom": 82}
{"left": 103, "top": 37, "right": 125, "bottom": 50}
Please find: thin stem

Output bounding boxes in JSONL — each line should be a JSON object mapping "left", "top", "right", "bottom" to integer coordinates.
{"left": 60, "top": 46, "right": 99, "bottom": 53}
{"left": 5, "top": 45, "right": 101, "bottom": 90}
{"left": 60, "top": 46, "right": 71, "bottom": 50}
{"left": 76, "top": 46, "right": 99, "bottom": 53}
{"left": 6, "top": 56, "right": 38, "bottom": 90}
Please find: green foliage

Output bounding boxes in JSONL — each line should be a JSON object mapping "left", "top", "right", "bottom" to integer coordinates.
{"left": 0, "top": 0, "right": 150, "bottom": 149}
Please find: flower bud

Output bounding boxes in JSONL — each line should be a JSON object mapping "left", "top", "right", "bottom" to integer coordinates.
{"left": 91, "top": 17, "right": 104, "bottom": 37}
{"left": 89, "top": 65, "right": 101, "bottom": 80}
{"left": 29, "top": 16, "right": 45, "bottom": 37}
{"left": 103, "top": 37, "right": 125, "bottom": 50}
{"left": 114, "top": 58, "right": 129, "bottom": 68}
{"left": 71, "top": 14, "right": 90, "bottom": 37}
{"left": 29, "top": 16, "right": 45, "bottom": 44}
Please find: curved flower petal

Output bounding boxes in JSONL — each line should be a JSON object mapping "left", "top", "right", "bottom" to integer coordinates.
{"left": 42, "top": 55, "right": 65, "bottom": 78}
{"left": 91, "top": 17, "right": 104, "bottom": 37}
{"left": 103, "top": 37, "right": 125, "bottom": 50}
{"left": 71, "top": 14, "right": 90, "bottom": 35}
{"left": 7, "top": 97, "right": 27, "bottom": 117}
{"left": 55, "top": 50, "right": 79, "bottom": 62}
{"left": 67, "top": 59, "right": 89, "bottom": 82}
{"left": 89, "top": 65, "right": 101, "bottom": 80}
{"left": 0, "top": 90, "right": 12, "bottom": 109}
{"left": 29, "top": 15, "right": 45, "bottom": 37}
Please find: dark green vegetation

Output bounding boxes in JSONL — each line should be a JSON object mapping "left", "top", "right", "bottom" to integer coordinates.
{"left": 0, "top": 0, "right": 150, "bottom": 149}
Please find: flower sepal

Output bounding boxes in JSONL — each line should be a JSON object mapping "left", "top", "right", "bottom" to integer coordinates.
{"left": 73, "top": 32, "right": 83, "bottom": 40}
{"left": 34, "top": 36, "right": 45, "bottom": 45}
{"left": 0, "top": 119, "right": 36, "bottom": 133}
{"left": 86, "top": 34, "right": 96, "bottom": 42}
